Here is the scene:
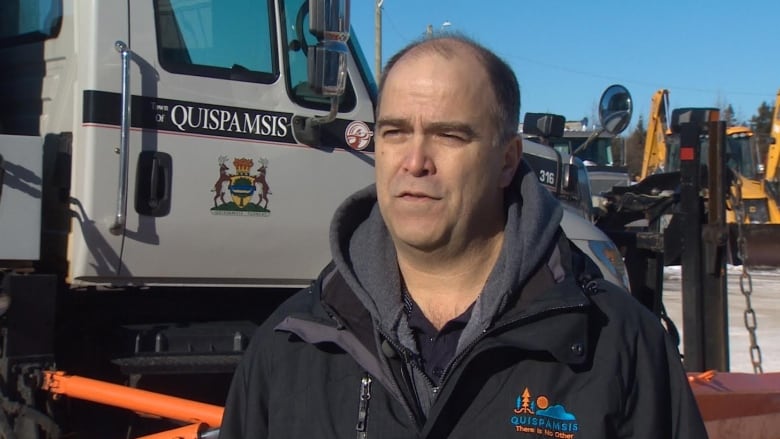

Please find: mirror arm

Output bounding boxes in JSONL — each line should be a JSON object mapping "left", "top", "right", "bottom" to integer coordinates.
{"left": 570, "top": 128, "right": 604, "bottom": 160}
{"left": 292, "top": 97, "right": 339, "bottom": 146}
{"left": 310, "top": 97, "right": 339, "bottom": 126}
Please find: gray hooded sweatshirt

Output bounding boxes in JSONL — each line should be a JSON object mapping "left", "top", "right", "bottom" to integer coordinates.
{"left": 328, "top": 160, "right": 564, "bottom": 414}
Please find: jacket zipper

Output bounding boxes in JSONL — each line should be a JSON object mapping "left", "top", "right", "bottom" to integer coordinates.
{"left": 377, "top": 330, "right": 426, "bottom": 427}
{"left": 356, "top": 374, "right": 372, "bottom": 439}
{"left": 316, "top": 302, "right": 423, "bottom": 428}
{"left": 406, "top": 354, "right": 440, "bottom": 402}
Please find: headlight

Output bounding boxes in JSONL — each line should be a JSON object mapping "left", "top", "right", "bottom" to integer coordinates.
{"left": 587, "top": 239, "right": 630, "bottom": 291}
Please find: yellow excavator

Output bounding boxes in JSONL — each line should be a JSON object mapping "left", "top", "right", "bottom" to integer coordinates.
{"left": 639, "top": 89, "right": 780, "bottom": 226}
{"left": 765, "top": 89, "right": 780, "bottom": 214}
{"left": 639, "top": 89, "right": 672, "bottom": 180}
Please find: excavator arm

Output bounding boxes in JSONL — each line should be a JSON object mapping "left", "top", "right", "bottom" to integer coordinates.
{"left": 766, "top": 89, "right": 780, "bottom": 184}
{"left": 639, "top": 89, "right": 670, "bottom": 180}
{"left": 762, "top": 89, "right": 780, "bottom": 214}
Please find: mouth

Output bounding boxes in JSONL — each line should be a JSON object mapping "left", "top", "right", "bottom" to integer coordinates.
{"left": 397, "top": 191, "right": 442, "bottom": 202}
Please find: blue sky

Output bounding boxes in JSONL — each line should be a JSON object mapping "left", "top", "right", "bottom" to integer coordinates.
{"left": 351, "top": 0, "right": 779, "bottom": 131}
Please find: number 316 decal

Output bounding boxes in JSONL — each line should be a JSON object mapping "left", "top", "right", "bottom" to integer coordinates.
{"left": 538, "top": 170, "right": 555, "bottom": 185}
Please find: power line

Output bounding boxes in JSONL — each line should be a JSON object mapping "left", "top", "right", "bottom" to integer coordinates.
{"left": 504, "top": 53, "right": 772, "bottom": 99}
{"left": 382, "top": 10, "right": 414, "bottom": 45}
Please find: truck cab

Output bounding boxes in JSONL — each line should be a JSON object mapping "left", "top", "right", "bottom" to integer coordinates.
{"left": 1, "top": 0, "right": 379, "bottom": 287}
{"left": 519, "top": 85, "right": 635, "bottom": 289}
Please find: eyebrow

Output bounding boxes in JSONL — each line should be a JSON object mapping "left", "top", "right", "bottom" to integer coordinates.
{"left": 375, "top": 117, "right": 412, "bottom": 131}
{"left": 375, "top": 118, "right": 479, "bottom": 139}
{"left": 424, "top": 121, "right": 477, "bottom": 139}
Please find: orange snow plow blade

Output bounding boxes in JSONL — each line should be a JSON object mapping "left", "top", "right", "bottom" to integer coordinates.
{"left": 689, "top": 371, "right": 780, "bottom": 438}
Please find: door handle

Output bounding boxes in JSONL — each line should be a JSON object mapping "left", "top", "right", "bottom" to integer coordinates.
{"left": 135, "top": 151, "right": 172, "bottom": 217}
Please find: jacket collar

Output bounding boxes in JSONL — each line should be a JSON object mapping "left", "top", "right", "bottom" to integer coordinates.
{"left": 315, "top": 250, "right": 595, "bottom": 368}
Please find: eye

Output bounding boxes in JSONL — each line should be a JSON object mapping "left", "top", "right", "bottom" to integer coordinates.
{"left": 437, "top": 132, "right": 468, "bottom": 144}
{"left": 379, "top": 127, "right": 407, "bottom": 141}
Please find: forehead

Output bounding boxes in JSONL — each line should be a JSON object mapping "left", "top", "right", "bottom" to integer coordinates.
{"left": 379, "top": 45, "right": 492, "bottom": 115}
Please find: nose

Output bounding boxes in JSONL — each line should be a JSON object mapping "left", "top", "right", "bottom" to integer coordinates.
{"left": 402, "top": 135, "right": 434, "bottom": 177}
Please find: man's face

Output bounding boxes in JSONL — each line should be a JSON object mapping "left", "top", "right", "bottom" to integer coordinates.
{"left": 375, "top": 47, "right": 519, "bottom": 254}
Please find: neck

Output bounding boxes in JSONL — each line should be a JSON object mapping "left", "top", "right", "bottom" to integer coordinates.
{"left": 397, "top": 232, "right": 504, "bottom": 330}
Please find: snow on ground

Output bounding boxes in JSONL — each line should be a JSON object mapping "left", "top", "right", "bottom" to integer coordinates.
{"left": 663, "top": 264, "right": 780, "bottom": 279}
{"left": 661, "top": 265, "right": 780, "bottom": 373}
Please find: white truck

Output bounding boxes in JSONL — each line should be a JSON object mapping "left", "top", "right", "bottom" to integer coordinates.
{"left": 0, "top": 0, "right": 628, "bottom": 436}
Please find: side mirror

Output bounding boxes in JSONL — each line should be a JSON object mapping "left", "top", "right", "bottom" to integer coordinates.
{"left": 598, "top": 84, "right": 633, "bottom": 136}
{"left": 309, "top": 0, "right": 350, "bottom": 40}
{"left": 307, "top": 0, "right": 350, "bottom": 97}
{"left": 307, "top": 41, "right": 348, "bottom": 96}
{"left": 572, "top": 85, "right": 633, "bottom": 158}
{"left": 522, "top": 113, "right": 565, "bottom": 139}
{"left": 294, "top": 0, "right": 352, "bottom": 145}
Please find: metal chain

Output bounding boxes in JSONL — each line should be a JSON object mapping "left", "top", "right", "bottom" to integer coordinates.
{"left": 732, "top": 177, "right": 763, "bottom": 373}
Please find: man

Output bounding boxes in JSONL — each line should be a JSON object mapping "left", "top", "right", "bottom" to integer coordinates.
{"left": 219, "top": 35, "right": 707, "bottom": 438}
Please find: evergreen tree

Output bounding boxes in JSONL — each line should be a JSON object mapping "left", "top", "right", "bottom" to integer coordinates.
{"left": 750, "top": 101, "right": 774, "bottom": 160}
{"left": 723, "top": 104, "right": 738, "bottom": 127}
{"left": 750, "top": 101, "right": 774, "bottom": 135}
{"left": 624, "top": 115, "right": 646, "bottom": 180}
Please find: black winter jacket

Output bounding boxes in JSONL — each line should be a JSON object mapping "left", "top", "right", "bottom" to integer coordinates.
{"left": 220, "top": 163, "right": 707, "bottom": 439}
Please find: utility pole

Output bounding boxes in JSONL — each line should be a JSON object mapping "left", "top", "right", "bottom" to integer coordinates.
{"left": 374, "top": 0, "right": 383, "bottom": 82}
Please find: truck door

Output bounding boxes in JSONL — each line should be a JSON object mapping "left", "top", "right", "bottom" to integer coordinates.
{"left": 62, "top": 1, "right": 132, "bottom": 284}
{"left": 70, "top": 0, "right": 376, "bottom": 286}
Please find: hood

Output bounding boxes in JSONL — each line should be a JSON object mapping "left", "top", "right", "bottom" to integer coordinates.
{"left": 328, "top": 160, "right": 564, "bottom": 353}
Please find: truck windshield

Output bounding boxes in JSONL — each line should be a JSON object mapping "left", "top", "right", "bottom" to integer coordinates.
{"left": 0, "top": 0, "right": 61, "bottom": 46}
{"left": 666, "top": 133, "right": 758, "bottom": 179}
{"left": 574, "top": 137, "right": 615, "bottom": 166}
{"left": 551, "top": 134, "right": 616, "bottom": 167}
{"left": 725, "top": 133, "right": 758, "bottom": 179}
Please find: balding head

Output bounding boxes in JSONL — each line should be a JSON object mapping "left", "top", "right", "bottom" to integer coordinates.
{"left": 376, "top": 35, "right": 520, "bottom": 148}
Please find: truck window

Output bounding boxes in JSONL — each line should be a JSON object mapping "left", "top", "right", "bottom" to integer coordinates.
{"left": 154, "top": 0, "right": 277, "bottom": 83}
{"left": 591, "top": 138, "right": 614, "bottom": 166}
{"left": 571, "top": 137, "right": 614, "bottom": 166}
{"left": 725, "top": 134, "right": 757, "bottom": 179}
{"left": 0, "top": 0, "right": 61, "bottom": 47}
{"left": 280, "top": 0, "right": 356, "bottom": 112}
{"left": 551, "top": 140, "right": 571, "bottom": 155}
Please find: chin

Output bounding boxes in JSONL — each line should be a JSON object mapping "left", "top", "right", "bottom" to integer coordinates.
{"left": 388, "top": 215, "right": 447, "bottom": 245}
{"left": 394, "top": 231, "right": 446, "bottom": 252}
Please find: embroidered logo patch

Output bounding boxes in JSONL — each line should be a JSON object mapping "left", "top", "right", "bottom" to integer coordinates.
{"left": 509, "top": 387, "right": 578, "bottom": 438}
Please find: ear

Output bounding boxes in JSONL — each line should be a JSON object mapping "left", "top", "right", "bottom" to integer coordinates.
{"left": 498, "top": 136, "right": 522, "bottom": 188}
